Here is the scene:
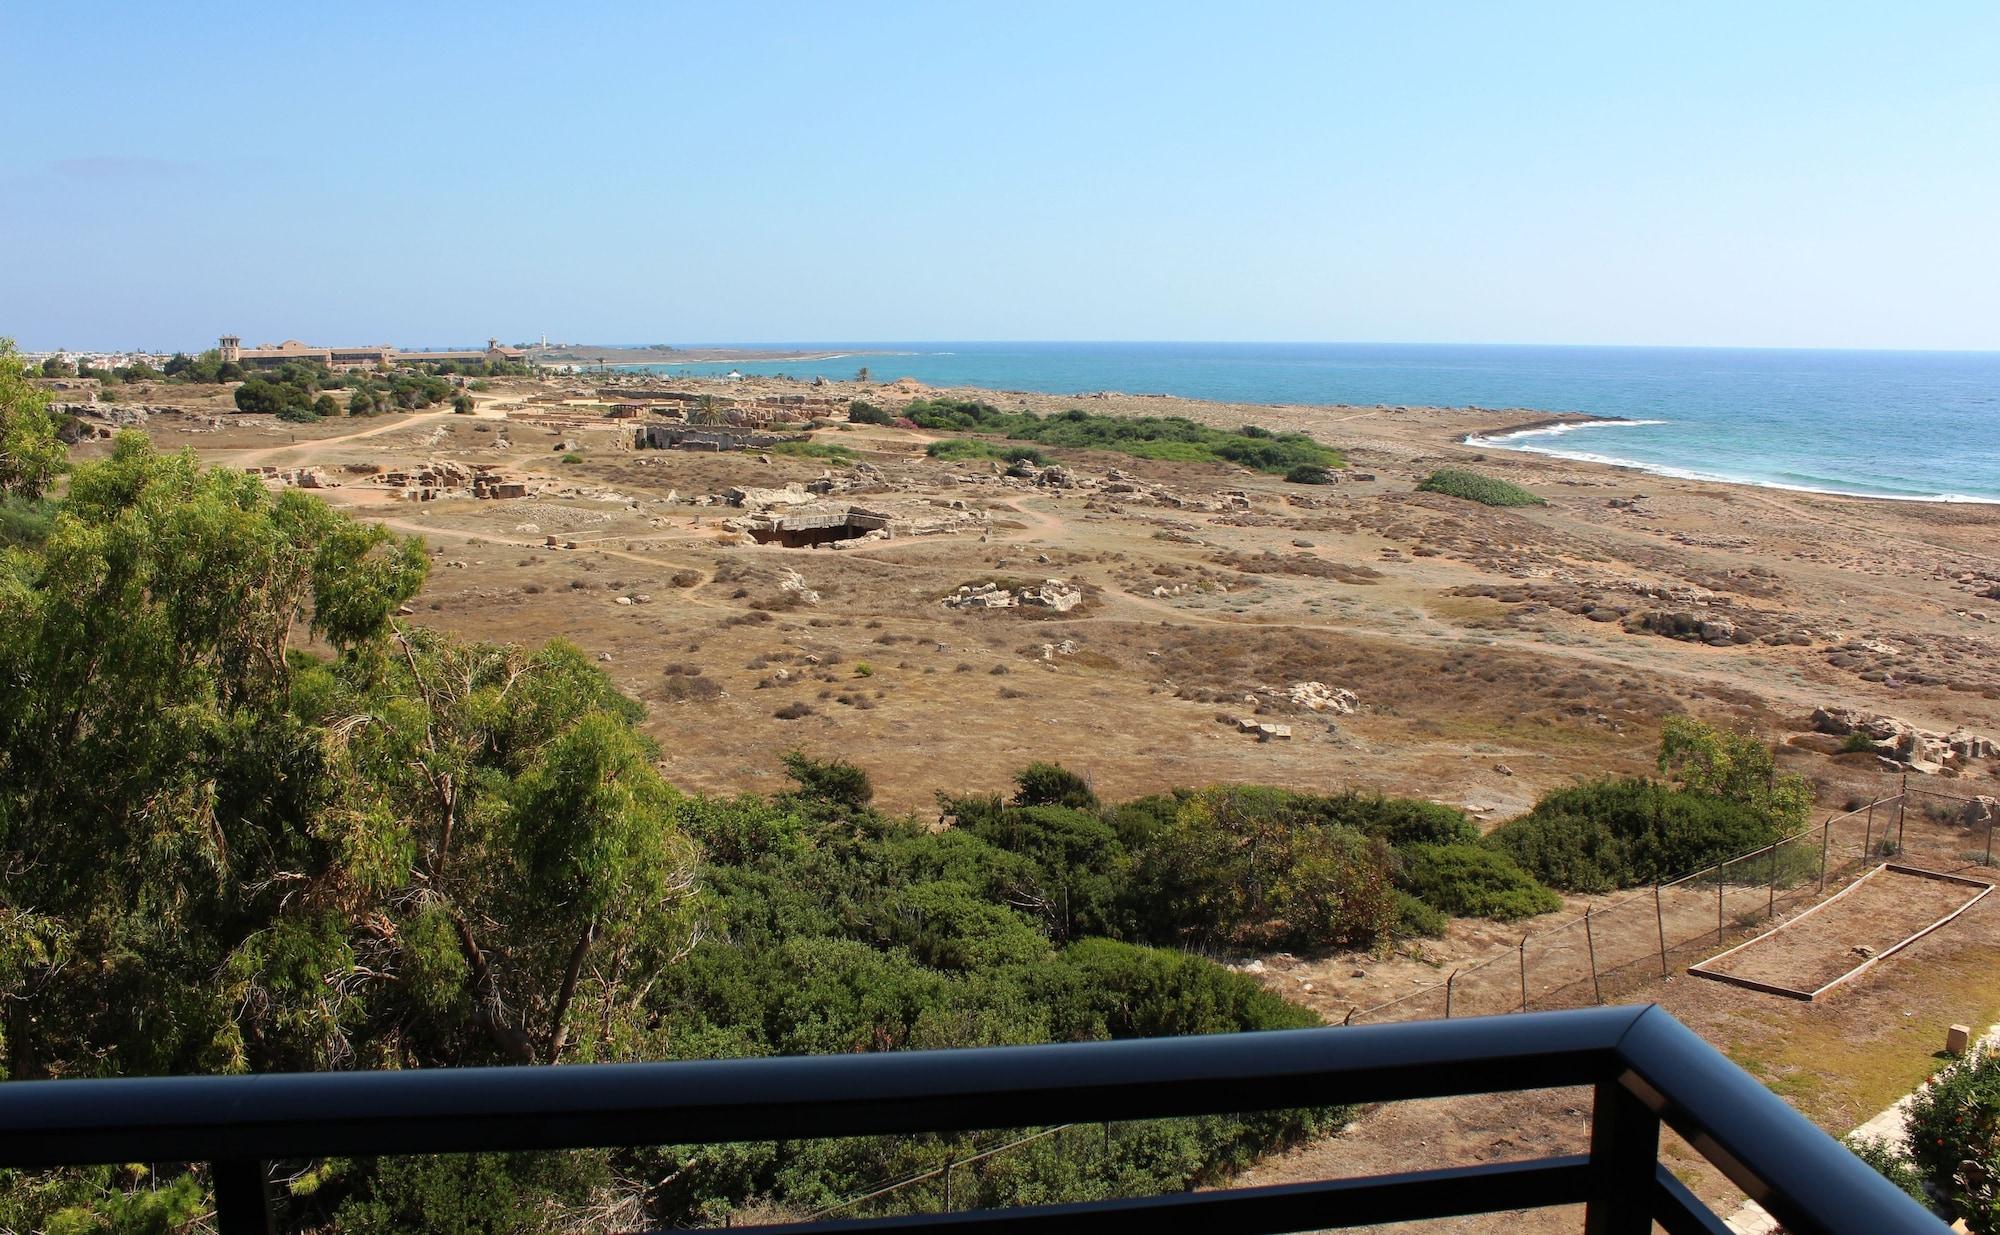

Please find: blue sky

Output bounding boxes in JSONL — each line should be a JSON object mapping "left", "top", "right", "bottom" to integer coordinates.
{"left": 4, "top": 2, "right": 1997, "bottom": 351}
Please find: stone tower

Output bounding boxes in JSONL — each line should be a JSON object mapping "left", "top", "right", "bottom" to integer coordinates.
{"left": 218, "top": 335, "right": 242, "bottom": 364}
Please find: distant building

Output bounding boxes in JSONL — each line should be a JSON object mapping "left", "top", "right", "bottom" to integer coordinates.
{"left": 218, "top": 335, "right": 526, "bottom": 371}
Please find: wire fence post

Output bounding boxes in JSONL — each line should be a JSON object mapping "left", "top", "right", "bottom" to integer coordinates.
{"left": 1518, "top": 937, "right": 1529, "bottom": 1012}
{"left": 1584, "top": 905, "right": 1602, "bottom": 1005}
{"left": 1714, "top": 861, "right": 1725, "bottom": 943}
{"left": 1819, "top": 817, "right": 1831, "bottom": 894}
{"left": 942, "top": 1163, "right": 952, "bottom": 1213}
{"left": 1768, "top": 844, "right": 1778, "bottom": 919}
{"left": 1864, "top": 799, "right": 1874, "bottom": 856}
{"left": 1896, "top": 774, "right": 1908, "bottom": 855}
{"left": 1987, "top": 814, "right": 1994, "bottom": 868}
{"left": 1445, "top": 969, "right": 1458, "bottom": 1019}
{"left": 1654, "top": 884, "right": 1668, "bottom": 977}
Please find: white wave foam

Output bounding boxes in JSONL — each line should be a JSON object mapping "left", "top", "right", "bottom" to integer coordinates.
{"left": 1464, "top": 419, "right": 1669, "bottom": 447}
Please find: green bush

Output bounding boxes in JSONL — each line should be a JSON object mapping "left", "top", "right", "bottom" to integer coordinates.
{"left": 1905, "top": 1048, "right": 2000, "bottom": 1230}
{"left": 1012, "top": 761, "right": 1098, "bottom": 810}
{"left": 903, "top": 399, "right": 1342, "bottom": 474}
{"left": 1285, "top": 464, "right": 1334, "bottom": 484}
{"left": 1416, "top": 469, "right": 1546, "bottom": 507}
{"left": 1488, "top": 778, "right": 1783, "bottom": 892}
{"left": 1842, "top": 1135, "right": 1928, "bottom": 1207}
{"left": 1396, "top": 843, "right": 1561, "bottom": 920}
{"left": 560, "top": 451, "right": 583, "bottom": 464}
{"left": 769, "top": 439, "right": 859, "bottom": 464}
{"left": 847, "top": 399, "right": 894, "bottom": 425}
{"left": 1393, "top": 890, "right": 1449, "bottom": 937}
{"left": 0, "top": 495, "right": 55, "bottom": 548}
{"left": 1129, "top": 786, "right": 1399, "bottom": 949}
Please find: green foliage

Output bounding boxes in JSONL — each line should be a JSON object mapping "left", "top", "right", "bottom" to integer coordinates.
{"left": 1396, "top": 843, "right": 1561, "bottom": 920}
{"left": 1841, "top": 730, "right": 1879, "bottom": 753}
{"left": 1488, "top": 778, "right": 1784, "bottom": 892}
{"left": 0, "top": 495, "right": 55, "bottom": 548}
{"left": 1415, "top": 469, "right": 1546, "bottom": 507}
{"left": 1392, "top": 890, "right": 1449, "bottom": 937}
{"left": 1012, "top": 761, "right": 1098, "bottom": 810}
{"left": 1130, "top": 787, "right": 1400, "bottom": 949}
{"left": 1485, "top": 720, "right": 1808, "bottom": 893}
{"left": 0, "top": 340, "right": 67, "bottom": 499}
{"left": 780, "top": 749, "right": 874, "bottom": 814}
{"left": 235, "top": 376, "right": 316, "bottom": 417}
{"left": 452, "top": 392, "right": 476, "bottom": 414}
{"left": 1284, "top": 464, "right": 1334, "bottom": 484}
{"left": 769, "top": 439, "right": 859, "bottom": 464}
{"left": 1905, "top": 1048, "right": 2000, "bottom": 1230}
{"left": 902, "top": 399, "right": 1342, "bottom": 474}
{"left": 847, "top": 399, "right": 893, "bottom": 425}
{"left": 1657, "top": 715, "right": 1812, "bottom": 833}
{"left": 560, "top": 452, "right": 583, "bottom": 464}
{"left": 1842, "top": 1135, "right": 1928, "bottom": 1207}
{"left": 330, "top": 1151, "right": 611, "bottom": 1235}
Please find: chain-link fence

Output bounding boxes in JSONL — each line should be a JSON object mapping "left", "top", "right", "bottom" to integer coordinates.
{"left": 1348, "top": 787, "right": 1935, "bottom": 1024}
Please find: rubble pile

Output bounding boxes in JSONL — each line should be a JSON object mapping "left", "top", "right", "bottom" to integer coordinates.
{"left": 943, "top": 579, "right": 1084, "bottom": 613}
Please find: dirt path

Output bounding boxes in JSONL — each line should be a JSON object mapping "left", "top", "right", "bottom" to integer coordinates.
{"left": 226, "top": 409, "right": 469, "bottom": 467}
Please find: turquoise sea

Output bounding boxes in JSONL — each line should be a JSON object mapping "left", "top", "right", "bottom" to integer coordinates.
{"left": 616, "top": 343, "right": 2000, "bottom": 503}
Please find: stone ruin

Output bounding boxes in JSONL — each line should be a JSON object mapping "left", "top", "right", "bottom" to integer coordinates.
{"left": 733, "top": 505, "right": 893, "bottom": 549}
{"left": 1810, "top": 707, "right": 1998, "bottom": 776}
{"left": 368, "top": 460, "right": 534, "bottom": 502}
{"left": 633, "top": 424, "right": 802, "bottom": 452}
{"left": 943, "top": 579, "right": 1084, "bottom": 613}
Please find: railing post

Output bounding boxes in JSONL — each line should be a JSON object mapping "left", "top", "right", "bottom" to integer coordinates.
{"left": 1896, "top": 776, "right": 1907, "bottom": 855}
{"left": 943, "top": 1161, "right": 953, "bottom": 1212}
{"left": 211, "top": 1160, "right": 273, "bottom": 1235}
{"left": 1864, "top": 799, "right": 1874, "bottom": 856}
{"left": 1445, "top": 968, "right": 1457, "bottom": 1018}
{"left": 1819, "top": 818, "right": 1831, "bottom": 894}
{"left": 1584, "top": 1080, "right": 1660, "bottom": 1235}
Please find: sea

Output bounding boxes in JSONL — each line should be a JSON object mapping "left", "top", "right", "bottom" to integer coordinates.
{"left": 612, "top": 342, "right": 2000, "bottom": 503}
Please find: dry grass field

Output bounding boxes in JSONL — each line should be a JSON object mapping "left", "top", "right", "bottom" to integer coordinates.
{"left": 77, "top": 369, "right": 2000, "bottom": 1229}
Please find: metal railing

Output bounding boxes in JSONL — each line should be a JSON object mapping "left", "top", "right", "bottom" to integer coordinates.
{"left": 0, "top": 1004, "right": 1946, "bottom": 1234}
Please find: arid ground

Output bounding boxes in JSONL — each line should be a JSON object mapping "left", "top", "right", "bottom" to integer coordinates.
{"left": 78, "top": 369, "right": 2000, "bottom": 1228}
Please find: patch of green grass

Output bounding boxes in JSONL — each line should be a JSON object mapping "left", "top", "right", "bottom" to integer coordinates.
{"left": 1416, "top": 469, "right": 1545, "bottom": 507}
{"left": 903, "top": 398, "right": 1343, "bottom": 474}
{"left": 770, "top": 440, "right": 859, "bottom": 465}
{"left": 559, "top": 452, "right": 584, "bottom": 464}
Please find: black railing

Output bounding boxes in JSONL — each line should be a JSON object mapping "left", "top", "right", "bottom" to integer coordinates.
{"left": 0, "top": 1004, "right": 1947, "bottom": 1234}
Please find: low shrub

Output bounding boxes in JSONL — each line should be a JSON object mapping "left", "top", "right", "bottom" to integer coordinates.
{"left": 770, "top": 440, "right": 859, "bottom": 464}
{"left": 1396, "top": 843, "right": 1561, "bottom": 920}
{"left": 1285, "top": 464, "right": 1334, "bottom": 484}
{"left": 1905, "top": 1047, "right": 2000, "bottom": 1229}
{"left": 904, "top": 399, "right": 1342, "bottom": 474}
{"left": 1416, "top": 469, "right": 1545, "bottom": 507}
{"left": 1488, "top": 778, "right": 1783, "bottom": 892}
{"left": 1393, "top": 890, "right": 1449, "bottom": 937}
{"left": 846, "top": 400, "right": 893, "bottom": 425}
